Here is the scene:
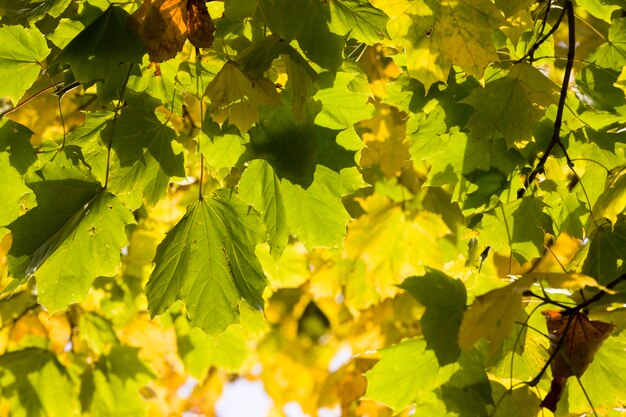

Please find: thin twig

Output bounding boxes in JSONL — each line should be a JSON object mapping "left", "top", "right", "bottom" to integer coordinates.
{"left": 104, "top": 64, "right": 134, "bottom": 189}
{"left": 523, "top": 0, "right": 576, "bottom": 192}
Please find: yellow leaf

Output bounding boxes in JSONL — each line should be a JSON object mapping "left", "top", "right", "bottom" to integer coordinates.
{"left": 458, "top": 276, "right": 533, "bottom": 356}
{"left": 205, "top": 61, "right": 280, "bottom": 132}
{"left": 344, "top": 195, "right": 449, "bottom": 309}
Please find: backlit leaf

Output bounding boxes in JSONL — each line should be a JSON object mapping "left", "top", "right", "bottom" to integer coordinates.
{"left": 328, "top": 0, "right": 388, "bottom": 44}
{"left": 205, "top": 61, "right": 280, "bottom": 132}
{"left": 0, "top": 348, "right": 75, "bottom": 417}
{"left": 101, "top": 104, "right": 186, "bottom": 209}
{"left": 132, "top": 0, "right": 215, "bottom": 62}
{"left": 0, "top": 25, "right": 50, "bottom": 103}
{"left": 0, "top": 119, "right": 36, "bottom": 226}
{"left": 281, "top": 165, "right": 363, "bottom": 249}
{"left": 375, "top": 0, "right": 504, "bottom": 89}
{"left": 146, "top": 193, "right": 267, "bottom": 334}
{"left": 477, "top": 196, "right": 552, "bottom": 263}
{"left": 81, "top": 346, "right": 155, "bottom": 417}
{"left": 344, "top": 194, "right": 449, "bottom": 309}
{"left": 462, "top": 63, "right": 559, "bottom": 148}
{"left": 59, "top": 6, "right": 145, "bottom": 84}
{"left": 364, "top": 338, "right": 458, "bottom": 413}
{"left": 588, "top": 17, "right": 626, "bottom": 70}
{"left": 238, "top": 159, "right": 288, "bottom": 259}
{"left": 458, "top": 276, "right": 533, "bottom": 356}
{"left": 314, "top": 71, "right": 376, "bottom": 130}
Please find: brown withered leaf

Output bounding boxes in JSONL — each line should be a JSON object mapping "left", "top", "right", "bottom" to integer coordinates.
{"left": 540, "top": 309, "right": 614, "bottom": 411}
{"left": 187, "top": 0, "right": 215, "bottom": 48}
{"left": 132, "top": 0, "right": 214, "bottom": 62}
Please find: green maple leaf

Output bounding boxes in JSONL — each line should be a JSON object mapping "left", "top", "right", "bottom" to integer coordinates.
{"left": 477, "top": 196, "right": 552, "bottom": 263}
{"left": 490, "top": 384, "right": 541, "bottom": 417}
{"left": 328, "top": 0, "right": 388, "bottom": 44}
{"left": 259, "top": 0, "right": 344, "bottom": 70}
{"left": 6, "top": 152, "right": 134, "bottom": 310}
{"left": 238, "top": 159, "right": 288, "bottom": 259}
{"left": 0, "top": 348, "right": 76, "bottom": 417}
{"left": 314, "top": 71, "right": 376, "bottom": 130}
{"left": 462, "top": 63, "right": 559, "bottom": 148}
{"left": 0, "top": 119, "right": 36, "bottom": 226}
{"left": 146, "top": 193, "right": 268, "bottom": 335}
{"left": 58, "top": 6, "right": 145, "bottom": 84}
{"left": 583, "top": 221, "right": 626, "bottom": 285}
{"left": 81, "top": 346, "right": 154, "bottom": 417}
{"left": 0, "top": 25, "right": 50, "bottom": 103}
{"left": 376, "top": 0, "right": 503, "bottom": 89}
{"left": 281, "top": 165, "right": 363, "bottom": 248}
{"left": 100, "top": 104, "right": 186, "bottom": 210}
{"left": 401, "top": 269, "right": 467, "bottom": 365}
{"left": 198, "top": 122, "right": 247, "bottom": 175}
{"left": 589, "top": 17, "right": 626, "bottom": 70}
{"left": 11, "top": 191, "right": 134, "bottom": 312}
{"left": 591, "top": 166, "right": 626, "bottom": 227}
{"left": 573, "top": 0, "right": 625, "bottom": 22}
{"left": 364, "top": 338, "right": 458, "bottom": 413}
{"left": 175, "top": 315, "right": 247, "bottom": 379}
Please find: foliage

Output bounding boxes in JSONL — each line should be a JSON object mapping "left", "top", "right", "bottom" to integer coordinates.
{"left": 0, "top": 0, "right": 625, "bottom": 416}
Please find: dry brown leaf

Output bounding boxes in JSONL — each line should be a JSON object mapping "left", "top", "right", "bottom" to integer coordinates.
{"left": 132, "top": 0, "right": 214, "bottom": 62}
{"left": 540, "top": 309, "right": 614, "bottom": 411}
{"left": 187, "top": 0, "right": 215, "bottom": 48}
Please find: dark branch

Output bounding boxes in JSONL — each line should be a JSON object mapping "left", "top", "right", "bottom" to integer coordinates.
{"left": 523, "top": 0, "right": 576, "bottom": 193}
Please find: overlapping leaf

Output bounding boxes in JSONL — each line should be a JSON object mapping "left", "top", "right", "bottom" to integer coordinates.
{"left": 0, "top": 119, "right": 36, "bottom": 226}
{"left": 238, "top": 159, "right": 288, "bottom": 258}
{"left": 100, "top": 104, "right": 186, "bottom": 209}
{"left": 463, "top": 63, "right": 559, "bottom": 148}
{"left": 400, "top": 269, "right": 467, "bottom": 365}
{"left": 0, "top": 348, "right": 75, "bottom": 417}
{"left": 328, "top": 0, "right": 388, "bottom": 44}
{"left": 344, "top": 195, "right": 450, "bottom": 309}
{"left": 80, "top": 346, "right": 155, "bottom": 417}
{"left": 477, "top": 196, "right": 552, "bottom": 263}
{"left": 374, "top": 0, "right": 504, "bottom": 89}
{"left": 59, "top": 6, "right": 145, "bottom": 84}
{"left": 205, "top": 61, "right": 280, "bottom": 132}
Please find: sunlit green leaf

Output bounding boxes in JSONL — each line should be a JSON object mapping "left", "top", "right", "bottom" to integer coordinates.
{"left": 146, "top": 193, "right": 267, "bottom": 334}
{"left": 0, "top": 25, "right": 50, "bottom": 103}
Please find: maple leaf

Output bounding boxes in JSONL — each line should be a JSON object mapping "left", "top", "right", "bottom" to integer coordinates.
{"left": 205, "top": 61, "right": 280, "bottom": 132}
{"left": 458, "top": 276, "right": 532, "bottom": 356}
{"left": 344, "top": 195, "right": 450, "bottom": 309}
{"left": 374, "top": 0, "right": 504, "bottom": 89}
{"left": 132, "top": 0, "right": 215, "bottom": 62}
{"left": 462, "top": 63, "right": 559, "bottom": 148}
{"left": 540, "top": 310, "right": 614, "bottom": 412}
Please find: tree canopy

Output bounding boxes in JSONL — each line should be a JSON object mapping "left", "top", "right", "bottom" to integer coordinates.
{"left": 0, "top": 0, "right": 625, "bottom": 416}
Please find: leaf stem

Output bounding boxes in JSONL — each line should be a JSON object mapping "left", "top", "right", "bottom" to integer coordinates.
{"left": 0, "top": 81, "right": 65, "bottom": 118}
{"left": 523, "top": 0, "right": 575, "bottom": 193}
{"left": 104, "top": 63, "right": 134, "bottom": 190}
{"left": 195, "top": 47, "right": 205, "bottom": 201}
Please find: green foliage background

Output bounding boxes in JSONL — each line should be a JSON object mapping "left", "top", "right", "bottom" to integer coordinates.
{"left": 0, "top": 0, "right": 625, "bottom": 416}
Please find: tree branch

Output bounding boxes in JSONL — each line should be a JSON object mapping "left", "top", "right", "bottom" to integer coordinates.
{"left": 523, "top": 0, "right": 576, "bottom": 193}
